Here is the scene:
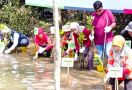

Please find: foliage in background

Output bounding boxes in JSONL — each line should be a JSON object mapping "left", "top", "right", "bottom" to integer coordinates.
{"left": 114, "top": 13, "right": 132, "bottom": 35}
{"left": 0, "top": 0, "right": 33, "bottom": 36}
{"left": 36, "top": 20, "right": 52, "bottom": 34}
{"left": 0, "top": 0, "right": 132, "bottom": 36}
{"left": 64, "top": 11, "right": 132, "bottom": 35}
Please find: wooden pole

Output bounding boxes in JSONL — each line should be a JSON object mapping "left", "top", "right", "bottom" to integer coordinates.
{"left": 52, "top": 0, "right": 61, "bottom": 90}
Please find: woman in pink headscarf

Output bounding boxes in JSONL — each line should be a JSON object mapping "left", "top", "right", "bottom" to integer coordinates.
{"left": 33, "top": 28, "right": 53, "bottom": 60}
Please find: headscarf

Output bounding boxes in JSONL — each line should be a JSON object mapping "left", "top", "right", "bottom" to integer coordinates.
{"left": 0, "top": 25, "right": 11, "bottom": 34}
{"left": 112, "top": 35, "right": 126, "bottom": 67}
{"left": 35, "top": 28, "right": 48, "bottom": 46}
{"left": 112, "top": 35, "right": 125, "bottom": 48}
{"left": 70, "top": 22, "right": 80, "bottom": 31}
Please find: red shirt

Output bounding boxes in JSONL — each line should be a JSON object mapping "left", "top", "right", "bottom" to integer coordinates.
{"left": 73, "top": 28, "right": 91, "bottom": 52}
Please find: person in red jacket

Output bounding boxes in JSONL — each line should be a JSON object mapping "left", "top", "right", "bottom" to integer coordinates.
{"left": 33, "top": 28, "right": 53, "bottom": 60}
{"left": 69, "top": 22, "right": 93, "bottom": 69}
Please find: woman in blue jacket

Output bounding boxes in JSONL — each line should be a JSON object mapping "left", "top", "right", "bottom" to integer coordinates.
{"left": 1, "top": 26, "right": 29, "bottom": 54}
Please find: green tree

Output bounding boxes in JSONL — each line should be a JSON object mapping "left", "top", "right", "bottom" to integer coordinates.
{"left": 0, "top": 0, "right": 34, "bottom": 36}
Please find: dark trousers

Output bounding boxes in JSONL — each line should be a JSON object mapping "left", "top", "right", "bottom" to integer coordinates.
{"left": 82, "top": 47, "right": 93, "bottom": 70}
{"left": 7, "top": 38, "right": 29, "bottom": 48}
{"left": 109, "top": 78, "right": 132, "bottom": 90}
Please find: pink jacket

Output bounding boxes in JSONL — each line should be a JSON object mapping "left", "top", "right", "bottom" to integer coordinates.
{"left": 92, "top": 9, "right": 116, "bottom": 45}
{"left": 34, "top": 28, "right": 53, "bottom": 50}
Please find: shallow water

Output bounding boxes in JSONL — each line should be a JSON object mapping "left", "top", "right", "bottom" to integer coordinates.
{"left": 0, "top": 54, "right": 55, "bottom": 90}
{"left": 0, "top": 53, "right": 123, "bottom": 90}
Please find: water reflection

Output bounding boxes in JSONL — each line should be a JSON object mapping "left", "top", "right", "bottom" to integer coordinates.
{"left": 11, "top": 61, "right": 20, "bottom": 80}
{"left": 21, "top": 61, "right": 55, "bottom": 90}
{"left": 0, "top": 59, "right": 7, "bottom": 88}
{"left": 0, "top": 54, "right": 54, "bottom": 90}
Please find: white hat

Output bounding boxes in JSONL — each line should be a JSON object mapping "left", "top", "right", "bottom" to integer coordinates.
{"left": 62, "top": 25, "right": 70, "bottom": 32}
{"left": 50, "top": 26, "right": 55, "bottom": 34}
{"left": 69, "top": 22, "right": 80, "bottom": 30}
{"left": 125, "top": 21, "right": 132, "bottom": 32}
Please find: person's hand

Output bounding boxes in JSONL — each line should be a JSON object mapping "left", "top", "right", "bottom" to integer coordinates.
{"left": 89, "top": 34, "right": 94, "bottom": 41}
{"left": 74, "top": 53, "right": 78, "bottom": 61}
{"left": 4, "top": 49, "right": 11, "bottom": 54}
{"left": 104, "top": 26, "right": 112, "bottom": 33}
{"left": 79, "top": 47, "right": 85, "bottom": 53}
{"left": 33, "top": 51, "right": 38, "bottom": 60}
{"left": 33, "top": 53, "right": 38, "bottom": 60}
{"left": 38, "top": 47, "right": 46, "bottom": 53}
{"left": 33, "top": 55, "right": 38, "bottom": 60}
{"left": 66, "top": 49, "right": 70, "bottom": 54}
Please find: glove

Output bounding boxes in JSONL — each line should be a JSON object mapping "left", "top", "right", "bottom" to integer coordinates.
{"left": 4, "top": 49, "right": 12, "bottom": 54}
{"left": 104, "top": 26, "right": 112, "bottom": 33}
{"left": 79, "top": 47, "right": 85, "bottom": 53}
{"left": 74, "top": 53, "right": 78, "bottom": 61}
{"left": 33, "top": 55, "right": 38, "bottom": 60}
{"left": 38, "top": 47, "right": 46, "bottom": 53}
{"left": 66, "top": 48, "right": 72, "bottom": 55}
{"left": 89, "top": 34, "right": 94, "bottom": 41}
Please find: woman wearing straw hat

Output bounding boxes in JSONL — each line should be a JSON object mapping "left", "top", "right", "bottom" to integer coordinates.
{"left": 107, "top": 35, "right": 132, "bottom": 90}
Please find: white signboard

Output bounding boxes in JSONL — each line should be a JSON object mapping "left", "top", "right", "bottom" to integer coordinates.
{"left": 107, "top": 67, "right": 123, "bottom": 78}
{"left": 62, "top": 25, "right": 70, "bottom": 32}
{"left": 61, "top": 58, "right": 74, "bottom": 67}
{"left": 50, "top": 26, "right": 55, "bottom": 34}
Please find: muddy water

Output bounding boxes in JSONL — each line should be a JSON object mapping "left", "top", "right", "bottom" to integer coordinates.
{"left": 0, "top": 54, "right": 55, "bottom": 90}
{"left": 0, "top": 53, "right": 105, "bottom": 90}
{"left": 0, "top": 53, "right": 123, "bottom": 90}
{"left": 0, "top": 53, "right": 104, "bottom": 90}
